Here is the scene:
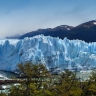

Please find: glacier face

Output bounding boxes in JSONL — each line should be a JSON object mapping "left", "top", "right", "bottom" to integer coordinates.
{"left": 0, "top": 35, "right": 96, "bottom": 72}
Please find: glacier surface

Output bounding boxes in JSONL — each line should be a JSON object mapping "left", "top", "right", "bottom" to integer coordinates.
{"left": 0, "top": 35, "right": 96, "bottom": 72}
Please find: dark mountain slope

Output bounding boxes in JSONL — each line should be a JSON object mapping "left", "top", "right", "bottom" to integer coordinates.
{"left": 67, "top": 20, "right": 96, "bottom": 42}
{"left": 19, "top": 25, "right": 73, "bottom": 39}
{"left": 7, "top": 20, "right": 96, "bottom": 42}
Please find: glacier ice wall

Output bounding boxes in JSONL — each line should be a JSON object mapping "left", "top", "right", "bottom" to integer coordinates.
{"left": 0, "top": 35, "right": 96, "bottom": 72}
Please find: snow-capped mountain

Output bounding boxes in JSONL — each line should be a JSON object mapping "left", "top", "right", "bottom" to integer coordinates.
{"left": 19, "top": 20, "right": 96, "bottom": 42}
{"left": 1, "top": 35, "right": 96, "bottom": 72}
{"left": 67, "top": 20, "right": 96, "bottom": 42}
{"left": 7, "top": 20, "right": 96, "bottom": 42}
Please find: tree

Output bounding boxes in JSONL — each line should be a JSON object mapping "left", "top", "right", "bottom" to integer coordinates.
{"left": 8, "top": 62, "right": 53, "bottom": 96}
{"left": 87, "top": 69, "right": 96, "bottom": 96}
{"left": 81, "top": 69, "right": 96, "bottom": 96}
{"left": 0, "top": 92, "right": 7, "bottom": 96}
{"left": 54, "top": 70, "right": 82, "bottom": 96}
{"left": 8, "top": 62, "right": 96, "bottom": 96}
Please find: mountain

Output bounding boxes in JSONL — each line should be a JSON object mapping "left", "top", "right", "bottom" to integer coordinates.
{"left": 67, "top": 20, "right": 96, "bottom": 42}
{"left": 19, "top": 25, "right": 73, "bottom": 39}
{"left": 6, "top": 20, "right": 96, "bottom": 42}
{"left": 18, "top": 20, "right": 96, "bottom": 42}
{"left": 1, "top": 35, "right": 96, "bottom": 72}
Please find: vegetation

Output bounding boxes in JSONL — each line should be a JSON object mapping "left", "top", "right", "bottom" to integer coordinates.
{"left": 0, "top": 62, "right": 96, "bottom": 96}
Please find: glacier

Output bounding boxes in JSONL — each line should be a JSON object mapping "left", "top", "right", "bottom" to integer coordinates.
{"left": 0, "top": 35, "right": 96, "bottom": 72}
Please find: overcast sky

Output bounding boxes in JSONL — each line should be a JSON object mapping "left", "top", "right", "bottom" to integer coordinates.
{"left": 0, "top": 0, "right": 96, "bottom": 37}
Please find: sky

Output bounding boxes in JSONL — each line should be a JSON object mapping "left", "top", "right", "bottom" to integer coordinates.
{"left": 0, "top": 0, "right": 96, "bottom": 37}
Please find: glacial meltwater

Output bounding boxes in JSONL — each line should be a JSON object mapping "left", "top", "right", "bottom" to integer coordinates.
{"left": 0, "top": 71, "right": 19, "bottom": 80}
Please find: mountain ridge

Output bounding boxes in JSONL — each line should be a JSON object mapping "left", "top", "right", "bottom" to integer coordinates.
{"left": 67, "top": 20, "right": 96, "bottom": 42}
{"left": 19, "top": 25, "right": 73, "bottom": 40}
{"left": 6, "top": 20, "right": 96, "bottom": 42}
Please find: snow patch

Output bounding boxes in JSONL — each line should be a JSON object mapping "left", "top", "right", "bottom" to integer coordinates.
{"left": 94, "top": 22, "right": 96, "bottom": 25}
{"left": 67, "top": 28, "right": 70, "bottom": 30}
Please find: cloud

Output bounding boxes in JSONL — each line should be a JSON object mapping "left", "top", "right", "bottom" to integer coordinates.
{"left": 0, "top": 0, "right": 96, "bottom": 37}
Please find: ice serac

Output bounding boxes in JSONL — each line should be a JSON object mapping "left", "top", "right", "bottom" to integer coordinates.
{"left": 0, "top": 35, "right": 96, "bottom": 72}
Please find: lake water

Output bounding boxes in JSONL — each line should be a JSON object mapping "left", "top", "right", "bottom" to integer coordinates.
{"left": 0, "top": 71, "right": 19, "bottom": 93}
{"left": 0, "top": 71, "right": 19, "bottom": 80}
{"left": 0, "top": 70, "right": 91, "bottom": 80}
